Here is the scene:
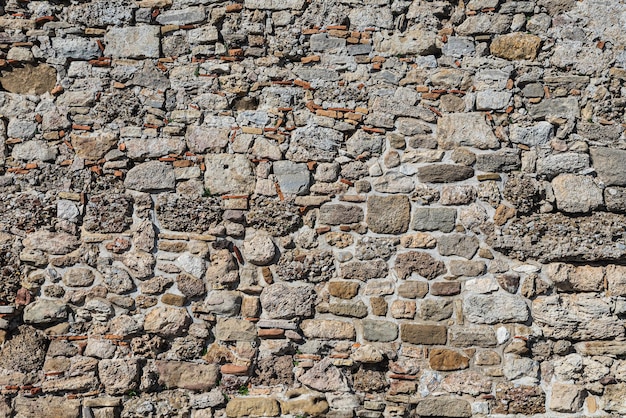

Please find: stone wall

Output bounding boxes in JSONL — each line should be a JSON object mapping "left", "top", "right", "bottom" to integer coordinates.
{"left": 0, "top": 0, "right": 624, "bottom": 416}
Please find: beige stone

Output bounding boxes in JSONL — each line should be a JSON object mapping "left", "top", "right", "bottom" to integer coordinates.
{"left": 490, "top": 33, "right": 541, "bottom": 60}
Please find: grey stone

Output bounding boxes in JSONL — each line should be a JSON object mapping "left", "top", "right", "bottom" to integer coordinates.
{"left": 552, "top": 174, "right": 603, "bottom": 213}
{"left": 346, "top": 130, "right": 384, "bottom": 156}
{"left": 528, "top": 98, "right": 580, "bottom": 120}
{"left": 244, "top": 0, "right": 306, "bottom": 9}
{"left": 243, "top": 232, "right": 276, "bottom": 265}
{"left": 156, "top": 361, "right": 219, "bottom": 391}
{"left": 12, "top": 140, "right": 58, "bottom": 162}
{"left": 476, "top": 90, "right": 512, "bottom": 111}
{"left": 104, "top": 26, "right": 160, "bottom": 59}
{"left": 294, "top": 68, "right": 340, "bottom": 82}
{"left": 591, "top": 147, "right": 626, "bottom": 186}
{"left": 362, "top": 320, "right": 398, "bottom": 342}
{"left": 536, "top": 152, "right": 589, "bottom": 179}
{"left": 372, "top": 171, "right": 415, "bottom": 193}
{"left": 125, "top": 161, "right": 176, "bottom": 192}
{"left": 437, "top": 113, "right": 500, "bottom": 150}
{"left": 287, "top": 126, "right": 342, "bottom": 162}
{"left": 204, "top": 154, "right": 255, "bottom": 195}
{"left": 156, "top": 6, "right": 205, "bottom": 25}
{"left": 260, "top": 282, "right": 316, "bottom": 319}
{"left": 442, "top": 36, "right": 475, "bottom": 57}
{"left": 605, "top": 187, "right": 626, "bottom": 212}
{"left": 52, "top": 36, "right": 101, "bottom": 60}
{"left": 319, "top": 204, "right": 364, "bottom": 225}
{"left": 23, "top": 299, "right": 68, "bottom": 324}
{"left": 418, "top": 165, "right": 474, "bottom": 183}
{"left": 463, "top": 293, "right": 529, "bottom": 324}
{"left": 412, "top": 207, "right": 457, "bottom": 233}
{"left": 395, "top": 251, "right": 446, "bottom": 280}
{"left": 456, "top": 14, "right": 512, "bottom": 36}
{"left": 341, "top": 260, "right": 388, "bottom": 281}
{"left": 475, "top": 149, "right": 521, "bottom": 172}
{"left": 373, "top": 29, "right": 437, "bottom": 56}
{"left": 7, "top": 119, "right": 36, "bottom": 139}
{"left": 201, "top": 291, "right": 241, "bottom": 316}
{"left": 438, "top": 234, "right": 479, "bottom": 259}
{"left": 509, "top": 122, "right": 553, "bottom": 146}
{"left": 98, "top": 359, "right": 139, "bottom": 395}
{"left": 298, "top": 357, "right": 350, "bottom": 392}
{"left": 273, "top": 161, "right": 311, "bottom": 195}
{"left": 367, "top": 195, "right": 410, "bottom": 234}
{"left": 449, "top": 260, "right": 486, "bottom": 277}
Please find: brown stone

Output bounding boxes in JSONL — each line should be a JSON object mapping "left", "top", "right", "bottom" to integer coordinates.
{"left": 161, "top": 293, "right": 186, "bottom": 306}
{"left": 71, "top": 131, "right": 118, "bottom": 160}
{"left": 493, "top": 204, "right": 516, "bottom": 226}
{"left": 301, "top": 319, "right": 355, "bottom": 340}
{"left": 400, "top": 324, "right": 447, "bottom": 345}
{"left": 490, "top": 33, "right": 541, "bottom": 60}
{"left": 370, "top": 297, "right": 388, "bottom": 316}
{"left": 225, "top": 397, "right": 280, "bottom": 417}
{"left": 430, "top": 281, "right": 461, "bottom": 296}
{"left": 400, "top": 233, "right": 437, "bottom": 248}
{"left": 429, "top": 348, "right": 470, "bottom": 371}
{"left": 493, "top": 383, "right": 546, "bottom": 414}
{"left": 328, "top": 281, "right": 360, "bottom": 299}
{"left": 156, "top": 361, "right": 219, "bottom": 391}
{"left": 366, "top": 195, "right": 411, "bottom": 234}
{"left": 395, "top": 251, "right": 446, "bottom": 280}
{"left": 0, "top": 64, "right": 57, "bottom": 95}
{"left": 397, "top": 281, "right": 429, "bottom": 298}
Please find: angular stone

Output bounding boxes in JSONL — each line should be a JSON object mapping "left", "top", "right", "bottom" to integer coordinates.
{"left": 23, "top": 230, "right": 80, "bottom": 255}
{"left": 125, "top": 161, "right": 175, "bottom": 192}
{"left": 533, "top": 294, "right": 624, "bottom": 340}
{"left": 156, "top": 361, "right": 219, "bottom": 391}
{"left": 437, "top": 113, "right": 499, "bottom": 150}
{"left": 328, "top": 281, "right": 359, "bottom": 299}
{"left": 401, "top": 233, "right": 437, "bottom": 249}
{"left": 440, "top": 185, "right": 476, "bottom": 206}
{"left": 0, "top": 326, "right": 47, "bottom": 375}
{"left": 328, "top": 301, "right": 368, "bottom": 318}
{"left": 12, "top": 140, "right": 57, "bottom": 162}
{"left": 429, "top": 348, "right": 470, "bottom": 371}
{"left": 449, "top": 326, "right": 497, "bottom": 347}
{"left": 319, "top": 204, "right": 363, "bottom": 225}
{"left": 490, "top": 32, "right": 541, "bottom": 60}
{"left": 243, "top": 232, "right": 276, "bottom": 265}
{"left": 547, "top": 263, "right": 604, "bottom": 292}
{"left": 260, "top": 283, "right": 316, "bottom": 319}
{"left": 475, "top": 149, "right": 520, "bottom": 172}
{"left": 204, "top": 154, "right": 255, "bottom": 195}
{"left": 273, "top": 160, "right": 311, "bottom": 195}
{"left": 98, "top": 359, "right": 139, "bottom": 395}
{"left": 591, "top": 147, "right": 626, "bottom": 186}
{"left": 362, "top": 320, "right": 398, "bottom": 342}
{"left": 104, "top": 26, "right": 160, "bottom": 58}
{"left": 52, "top": 36, "right": 101, "bottom": 60}
{"left": 605, "top": 187, "right": 626, "bottom": 212}
{"left": 23, "top": 299, "right": 67, "bottom": 324}
{"left": 606, "top": 265, "right": 626, "bottom": 296}
{"left": 186, "top": 125, "right": 229, "bottom": 154}
{"left": 13, "top": 397, "right": 80, "bottom": 418}
{"left": 431, "top": 281, "right": 461, "bottom": 296}
{"left": 244, "top": 0, "right": 305, "bottom": 9}
{"left": 71, "top": 131, "right": 118, "bottom": 161}
{"left": 552, "top": 174, "right": 603, "bottom": 213}
{"left": 341, "top": 260, "right": 388, "bottom": 281}
{"left": 550, "top": 382, "right": 584, "bottom": 413}
{"left": 366, "top": 195, "right": 410, "bottom": 234}
{"left": 420, "top": 299, "right": 453, "bottom": 321}
{"left": 493, "top": 383, "right": 545, "bottom": 414}
{"left": 301, "top": 319, "right": 355, "bottom": 340}
{"left": 398, "top": 281, "right": 429, "bottom": 298}
{"left": 395, "top": 251, "right": 446, "bottom": 280}
{"left": 456, "top": 13, "right": 512, "bottom": 36}
{"left": 215, "top": 318, "right": 256, "bottom": 341}
{"left": 464, "top": 293, "right": 529, "bottom": 324}
{"left": 438, "top": 234, "right": 479, "bottom": 259}
{"left": 280, "top": 393, "right": 329, "bottom": 417}
{"left": 536, "top": 152, "right": 589, "bottom": 179}
{"left": 412, "top": 208, "right": 456, "bottom": 233}
{"left": 574, "top": 341, "right": 626, "bottom": 356}
{"left": 493, "top": 212, "right": 626, "bottom": 262}
{"left": 509, "top": 122, "right": 553, "bottom": 146}
{"left": 309, "top": 33, "right": 346, "bottom": 51}
{"left": 0, "top": 64, "right": 57, "bottom": 95}
{"left": 528, "top": 98, "right": 580, "bottom": 120}
{"left": 200, "top": 291, "right": 241, "bottom": 315}
{"left": 476, "top": 90, "right": 512, "bottom": 111}
{"left": 156, "top": 6, "right": 205, "bottom": 25}
{"left": 298, "top": 357, "right": 350, "bottom": 392}
{"left": 418, "top": 164, "right": 474, "bottom": 183}
{"left": 400, "top": 324, "right": 447, "bottom": 345}
{"left": 414, "top": 397, "right": 471, "bottom": 418}
{"left": 449, "top": 260, "right": 486, "bottom": 277}
{"left": 371, "top": 171, "right": 415, "bottom": 193}
{"left": 373, "top": 29, "right": 437, "bottom": 56}
{"left": 144, "top": 306, "right": 191, "bottom": 337}
{"left": 287, "top": 125, "right": 342, "bottom": 162}
{"left": 63, "top": 267, "right": 96, "bottom": 287}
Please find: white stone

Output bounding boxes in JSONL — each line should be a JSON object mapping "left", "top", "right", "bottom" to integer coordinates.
{"left": 496, "top": 326, "right": 510, "bottom": 344}
{"left": 243, "top": 232, "right": 276, "bottom": 265}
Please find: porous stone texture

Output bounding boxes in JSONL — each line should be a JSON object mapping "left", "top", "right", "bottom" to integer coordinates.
{"left": 0, "top": 0, "right": 622, "bottom": 416}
